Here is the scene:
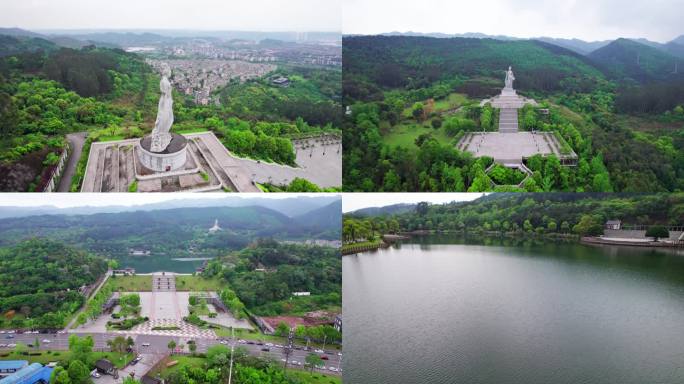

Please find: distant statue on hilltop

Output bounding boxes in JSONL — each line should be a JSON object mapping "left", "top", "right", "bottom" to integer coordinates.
{"left": 504, "top": 66, "right": 515, "bottom": 89}
{"left": 151, "top": 63, "right": 174, "bottom": 152}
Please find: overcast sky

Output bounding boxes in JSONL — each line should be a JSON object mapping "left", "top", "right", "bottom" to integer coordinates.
{"left": 342, "top": 193, "right": 484, "bottom": 213}
{"left": 343, "top": 0, "right": 683, "bottom": 43}
{"left": 0, "top": 193, "right": 335, "bottom": 208}
{"left": 0, "top": 0, "right": 340, "bottom": 31}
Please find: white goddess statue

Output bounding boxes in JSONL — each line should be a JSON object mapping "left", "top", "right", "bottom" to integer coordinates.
{"left": 504, "top": 66, "right": 515, "bottom": 89}
{"left": 151, "top": 63, "right": 174, "bottom": 152}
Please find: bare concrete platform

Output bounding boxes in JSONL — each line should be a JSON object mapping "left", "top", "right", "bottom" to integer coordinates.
{"left": 458, "top": 132, "right": 556, "bottom": 164}
{"left": 81, "top": 132, "right": 341, "bottom": 192}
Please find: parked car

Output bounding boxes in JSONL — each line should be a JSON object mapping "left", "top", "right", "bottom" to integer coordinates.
{"left": 321, "top": 355, "right": 329, "bottom": 360}
{"left": 314, "top": 349, "right": 323, "bottom": 353}
{"left": 261, "top": 347, "right": 270, "bottom": 352}
{"left": 142, "top": 342, "right": 150, "bottom": 347}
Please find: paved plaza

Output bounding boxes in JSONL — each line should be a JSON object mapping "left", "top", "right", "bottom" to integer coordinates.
{"left": 234, "top": 135, "right": 342, "bottom": 188}
{"left": 81, "top": 132, "right": 340, "bottom": 192}
{"left": 72, "top": 273, "right": 261, "bottom": 338}
{"left": 458, "top": 131, "right": 558, "bottom": 164}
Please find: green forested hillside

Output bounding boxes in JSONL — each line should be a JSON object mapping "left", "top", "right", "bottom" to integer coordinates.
{"left": 342, "top": 35, "right": 684, "bottom": 192}
{"left": 0, "top": 238, "right": 108, "bottom": 329}
{"left": 343, "top": 36, "right": 604, "bottom": 102}
{"left": 589, "top": 38, "right": 683, "bottom": 83}
{"left": 0, "top": 35, "right": 57, "bottom": 57}
{"left": 0, "top": 205, "right": 341, "bottom": 260}
{"left": 346, "top": 193, "right": 684, "bottom": 235}
{"left": 220, "top": 66, "right": 342, "bottom": 128}
{"left": 202, "top": 239, "right": 341, "bottom": 316}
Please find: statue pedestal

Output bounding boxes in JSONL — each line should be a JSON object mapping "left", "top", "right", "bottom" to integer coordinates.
{"left": 501, "top": 87, "right": 517, "bottom": 96}
{"left": 137, "top": 133, "right": 188, "bottom": 172}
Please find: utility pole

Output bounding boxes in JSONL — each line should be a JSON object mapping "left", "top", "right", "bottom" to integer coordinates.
{"left": 283, "top": 328, "right": 294, "bottom": 370}
{"left": 228, "top": 327, "right": 234, "bottom": 384}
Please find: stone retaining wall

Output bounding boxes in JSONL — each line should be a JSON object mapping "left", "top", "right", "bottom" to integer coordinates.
{"left": 604, "top": 229, "right": 684, "bottom": 240}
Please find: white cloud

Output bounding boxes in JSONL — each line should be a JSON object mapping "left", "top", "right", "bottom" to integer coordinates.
{"left": 343, "top": 0, "right": 682, "bottom": 43}
{"left": 0, "top": 0, "right": 341, "bottom": 31}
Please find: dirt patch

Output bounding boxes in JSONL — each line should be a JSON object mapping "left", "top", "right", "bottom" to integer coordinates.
{"left": 0, "top": 147, "right": 52, "bottom": 191}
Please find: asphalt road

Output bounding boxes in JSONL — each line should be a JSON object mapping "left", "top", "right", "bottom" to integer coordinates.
{"left": 57, "top": 132, "right": 87, "bottom": 192}
{"left": 0, "top": 331, "right": 342, "bottom": 376}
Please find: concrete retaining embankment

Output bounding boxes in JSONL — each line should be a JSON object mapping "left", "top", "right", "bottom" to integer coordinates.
{"left": 582, "top": 237, "right": 682, "bottom": 248}
{"left": 604, "top": 229, "right": 684, "bottom": 241}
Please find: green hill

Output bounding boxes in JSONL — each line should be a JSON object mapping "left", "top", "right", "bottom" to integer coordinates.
{"left": 343, "top": 35, "right": 605, "bottom": 101}
{"left": 588, "top": 38, "right": 683, "bottom": 83}
{"left": 0, "top": 34, "right": 57, "bottom": 57}
{"left": 0, "top": 238, "right": 108, "bottom": 329}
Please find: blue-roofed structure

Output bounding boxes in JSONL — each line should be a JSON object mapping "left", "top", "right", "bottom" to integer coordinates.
{"left": 0, "top": 363, "right": 53, "bottom": 384}
{"left": 0, "top": 361, "right": 28, "bottom": 377}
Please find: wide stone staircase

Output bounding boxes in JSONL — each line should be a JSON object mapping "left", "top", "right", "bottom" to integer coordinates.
{"left": 498, "top": 108, "right": 519, "bottom": 133}
{"left": 153, "top": 274, "right": 176, "bottom": 292}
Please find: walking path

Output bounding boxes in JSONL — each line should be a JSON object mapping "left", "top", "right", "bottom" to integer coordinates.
{"left": 57, "top": 132, "right": 87, "bottom": 192}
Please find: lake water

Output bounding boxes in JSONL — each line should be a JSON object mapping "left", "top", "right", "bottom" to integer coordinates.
{"left": 343, "top": 236, "right": 684, "bottom": 384}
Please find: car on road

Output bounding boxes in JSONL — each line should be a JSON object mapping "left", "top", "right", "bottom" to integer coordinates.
{"left": 42, "top": 339, "right": 51, "bottom": 343}
{"left": 5, "top": 335, "right": 14, "bottom": 339}
{"left": 320, "top": 355, "right": 329, "bottom": 360}
{"left": 329, "top": 367, "right": 338, "bottom": 372}
{"left": 337, "top": 352, "right": 342, "bottom": 356}
{"left": 142, "top": 342, "right": 150, "bottom": 347}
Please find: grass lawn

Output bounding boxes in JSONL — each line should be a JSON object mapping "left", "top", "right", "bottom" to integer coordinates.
{"left": 149, "top": 356, "right": 206, "bottom": 378}
{"left": 107, "top": 275, "right": 152, "bottom": 291}
{"left": 383, "top": 122, "right": 453, "bottom": 149}
{"left": 0, "top": 350, "right": 70, "bottom": 365}
{"left": 433, "top": 93, "right": 468, "bottom": 112}
{"left": 287, "top": 369, "right": 341, "bottom": 384}
{"left": 175, "top": 276, "right": 224, "bottom": 292}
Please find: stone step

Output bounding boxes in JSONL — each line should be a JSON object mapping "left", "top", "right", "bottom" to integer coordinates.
{"left": 498, "top": 108, "right": 519, "bottom": 133}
